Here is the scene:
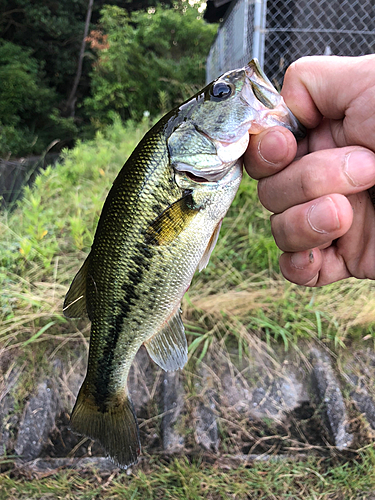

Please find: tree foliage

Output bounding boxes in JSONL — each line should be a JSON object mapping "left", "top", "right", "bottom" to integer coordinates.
{"left": 0, "top": 1, "right": 217, "bottom": 157}
{"left": 0, "top": 0, "right": 94, "bottom": 156}
{"left": 0, "top": 41, "right": 51, "bottom": 124}
{"left": 0, "top": 0, "right": 126, "bottom": 98}
{"left": 0, "top": 40, "right": 78, "bottom": 157}
{"left": 85, "top": 4, "right": 217, "bottom": 124}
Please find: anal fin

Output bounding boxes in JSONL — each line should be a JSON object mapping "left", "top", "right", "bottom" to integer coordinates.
{"left": 144, "top": 307, "right": 187, "bottom": 371}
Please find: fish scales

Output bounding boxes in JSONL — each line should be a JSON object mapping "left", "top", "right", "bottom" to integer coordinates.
{"left": 85, "top": 122, "right": 180, "bottom": 394}
{"left": 63, "top": 60, "right": 305, "bottom": 469}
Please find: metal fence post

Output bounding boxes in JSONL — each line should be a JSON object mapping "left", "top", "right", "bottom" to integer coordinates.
{"left": 252, "top": 0, "right": 267, "bottom": 67}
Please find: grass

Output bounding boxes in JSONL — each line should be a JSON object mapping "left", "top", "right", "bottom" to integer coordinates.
{"left": 2, "top": 451, "right": 375, "bottom": 499}
{"left": 2, "top": 115, "right": 375, "bottom": 498}
{"left": 0, "top": 116, "right": 151, "bottom": 357}
{"left": 1, "top": 114, "right": 375, "bottom": 360}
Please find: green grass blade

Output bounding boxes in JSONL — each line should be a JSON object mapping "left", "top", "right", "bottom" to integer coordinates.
{"left": 22, "top": 321, "right": 56, "bottom": 346}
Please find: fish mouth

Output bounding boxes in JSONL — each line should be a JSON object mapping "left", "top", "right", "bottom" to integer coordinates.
{"left": 173, "top": 127, "right": 249, "bottom": 183}
{"left": 184, "top": 171, "right": 209, "bottom": 183}
{"left": 176, "top": 163, "right": 233, "bottom": 182}
{"left": 173, "top": 127, "right": 246, "bottom": 183}
{"left": 243, "top": 62, "right": 306, "bottom": 140}
{"left": 176, "top": 157, "right": 243, "bottom": 184}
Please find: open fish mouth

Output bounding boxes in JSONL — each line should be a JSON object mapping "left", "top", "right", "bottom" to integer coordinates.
{"left": 172, "top": 60, "right": 305, "bottom": 186}
{"left": 176, "top": 157, "right": 244, "bottom": 186}
{"left": 173, "top": 129, "right": 249, "bottom": 183}
{"left": 183, "top": 170, "right": 211, "bottom": 183}
{"left": 242, "top": 64, "right": 306, "bottom": 140}
{"left": 175, "top": 159, "right": 241, "bottom": 182}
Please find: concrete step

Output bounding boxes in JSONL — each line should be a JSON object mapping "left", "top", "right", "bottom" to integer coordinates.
{"left": 3, "top": 339, "right": 375, "bottom": 473}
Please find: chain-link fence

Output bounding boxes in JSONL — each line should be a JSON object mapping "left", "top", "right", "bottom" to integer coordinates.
{"left": 205, "top": 0, "right": 257, "bottom": 82}
{"left": 206, "top": 0, "right": 375, "bottom": 87}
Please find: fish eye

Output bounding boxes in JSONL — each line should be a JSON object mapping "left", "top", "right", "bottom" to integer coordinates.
{"left": 210, "top": 81, "right": 233, "bottom": 100}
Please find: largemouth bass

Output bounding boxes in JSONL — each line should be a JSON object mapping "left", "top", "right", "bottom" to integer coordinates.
{"left": 63, "top": 59, "right": 304, "bottom": 468}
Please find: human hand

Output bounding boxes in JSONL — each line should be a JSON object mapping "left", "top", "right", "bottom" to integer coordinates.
{"left": 244, "top": 55, "right": 375, "bottom": 286}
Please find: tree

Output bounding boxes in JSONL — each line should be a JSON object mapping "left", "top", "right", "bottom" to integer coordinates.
{"left": 0, "top": 40, "right": 65, "bottom": 157}
{"left": 0, "top": 1, "right": 216, "bottom": 156}
{"left": 84, "top": 4, "right": 217, "bottom": 125}
{"left": 0, "top": 0, "right": 176, "bottom": 113}
{"left": 65, "top": 0, "right": 95, "bottom": 118}
{"left": 0, "top": 0, "right": 92, "bottom": 155}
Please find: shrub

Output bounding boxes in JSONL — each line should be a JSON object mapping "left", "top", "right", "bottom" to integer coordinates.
{"left": 84, "top": 5, "right": 217, "bottom": 126}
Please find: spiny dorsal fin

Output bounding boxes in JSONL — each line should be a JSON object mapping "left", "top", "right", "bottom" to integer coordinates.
{"left": 63, "top": 256, "right": 90, "bottom": 318}
{"left": 146, "top": 193, "right": 200, "bottom": 246}
{"left": 198, "top": 219, "right": 223, "bottom": 272}
{"left": 144, "top": 307, "right": 187, "bottom": 371}
{"left": 248, "top": 58, "right": 275, "bottom": 90}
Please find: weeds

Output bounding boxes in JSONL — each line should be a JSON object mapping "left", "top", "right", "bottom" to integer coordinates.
{"left": 0, "top": 116, "right": 151, "bottom": 358}
{"left": 1, "top": 116, "right": 375, "bottom": 369}
{"left": 2, "top": 117, "right": 375, "bottom": 498}
{"left": 2, "top": 452, "right": 375, "bottom": 499}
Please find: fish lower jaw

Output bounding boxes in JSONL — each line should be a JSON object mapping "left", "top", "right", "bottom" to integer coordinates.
{"left": 175, "top": 161, "right": 238, "bottom": 183}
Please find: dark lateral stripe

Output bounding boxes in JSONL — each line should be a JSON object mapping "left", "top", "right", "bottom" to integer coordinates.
{"left": 92, "top": 241, "right": 154, "bottom": 409}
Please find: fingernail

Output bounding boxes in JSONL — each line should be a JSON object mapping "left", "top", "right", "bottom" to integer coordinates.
{"left": 258, "top": 131, "right": 288, "bottom": 165}
{"left": 290, "top": 250, "right": 314, "bottom": 270}
{"left": 307, "top": 197, "right": 340, "bottom": 234}
{"left": 343, "top": 150, "right": 375, "bottom": 187}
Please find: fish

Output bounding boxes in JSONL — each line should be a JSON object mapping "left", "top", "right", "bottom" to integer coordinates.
{"left": 63, "top": 59, "right": 305, "bottom": 469}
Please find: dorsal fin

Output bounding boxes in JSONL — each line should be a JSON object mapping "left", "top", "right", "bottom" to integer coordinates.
{"left": 198, "top": 220, "right": 222, "bottom": 272}
{"left": 146, "top": 193, "right": 200, "bottom": 246}
{"left": 63, "top": 257, "right": 90, "bottom": 318}
{"left": 144, "top": 307, "right": 187, "bottom": 371}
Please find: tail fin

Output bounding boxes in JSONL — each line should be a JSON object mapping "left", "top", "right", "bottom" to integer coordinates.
{"left": 70, "top": 383, "right": 140, "bottom": 469}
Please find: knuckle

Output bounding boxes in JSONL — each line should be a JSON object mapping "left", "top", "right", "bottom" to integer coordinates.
{"left": 299, "top": 164, "right": 320, "bottom": 201}
{"left": 284, "top": 57, "right": 310, "bottom": 81}
{"left": 271, "top": 205, "right": 329, "bottom": 253}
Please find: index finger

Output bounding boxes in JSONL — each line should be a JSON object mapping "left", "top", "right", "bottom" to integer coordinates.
{"left": 281, "top": 55, "right": 375, "bottom": 148}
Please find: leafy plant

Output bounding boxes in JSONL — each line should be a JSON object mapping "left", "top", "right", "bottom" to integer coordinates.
{"left": 85, "top": 4, "right": 217, "bottom": 125}
{"left": 0, "top": 39, "right": 79, "bottom": 157}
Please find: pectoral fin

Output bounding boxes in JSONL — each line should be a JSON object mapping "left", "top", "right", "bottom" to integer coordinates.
{"left": 63, "top": 257, "right": 90, "bottom": 318}
{"left": 146, "top": 193, "right": 200, "bottom": 246}
{"left": 198, "top": 220, "right": 222, "bottom": 272}
{"left": 144, "top": 307, "right": 187, "bottom": 371}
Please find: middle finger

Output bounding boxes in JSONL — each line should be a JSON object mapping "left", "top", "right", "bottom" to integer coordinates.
{"left": 270, "top": 193, "right": 353, "bottom": 253}
{"left": 258, "top": 147, "right": 375, "bottom": 214}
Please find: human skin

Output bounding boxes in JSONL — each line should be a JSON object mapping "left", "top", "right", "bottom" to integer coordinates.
{"left": 244, "top": 55, "right": 375, "bottom": 286}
